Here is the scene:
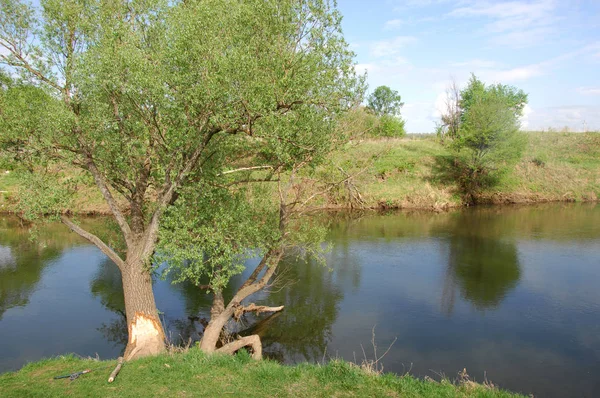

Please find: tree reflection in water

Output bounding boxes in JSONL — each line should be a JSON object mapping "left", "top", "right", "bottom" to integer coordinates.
{"left": 90, "top": 259, "right": 127, "bottom": 348}
{"left": 247, "top": 255, "right": 345, "bottom": 363}
{"left": 441, "top": 211, "right": 521, "bottom": 314}
{"left": 0, "top": 218, "right": 65, "bottom": 320}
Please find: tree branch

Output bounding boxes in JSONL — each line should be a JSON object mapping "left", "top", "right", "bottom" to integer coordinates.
{"left": 61, "top": 216, "right": 126, "bottom": 271}
{"left": 230, "top": 249, "right": 283, "bottom": 306}
{"left": 218, "top": 165, "right": 273, "bottom": 176}
{"left": 86, "top": 159, "right": 132, "bottom": 245}
{"left": 237, "top": 249, "right": 273, "bottom": 291}
{"left": 0, "top": 48, "right": 63, "bottom": 93}
{"left": 233, "top": 303, "right": 284, "bottom": 321}
{"left": 139, "top": 126, "right": 217, "bottom": 263}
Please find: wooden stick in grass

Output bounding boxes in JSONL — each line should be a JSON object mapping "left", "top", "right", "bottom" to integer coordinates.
{"left": 108, "top": 357, "right": 124, "bottom": 383}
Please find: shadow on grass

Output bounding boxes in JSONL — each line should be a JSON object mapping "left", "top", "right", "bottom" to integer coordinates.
{"left": 429, "top": 154, "right": 459, "bottom": 186}
{"left": 428, "top": 154, "right": 502, "bottom": 205}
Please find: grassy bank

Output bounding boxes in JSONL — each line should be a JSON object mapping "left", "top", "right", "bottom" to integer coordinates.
{"left": 319, "top": 131, "right": 600, "bottom": 210}
{"left": 0, "top": 351, "right": 524, "bottom": 397}
{"left": 1, "top": 131, "right": 598, "bottom": 214}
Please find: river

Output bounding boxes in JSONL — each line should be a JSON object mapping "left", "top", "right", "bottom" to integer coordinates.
{"left": 0, "top": 203, "right": 599, "bottom": 397}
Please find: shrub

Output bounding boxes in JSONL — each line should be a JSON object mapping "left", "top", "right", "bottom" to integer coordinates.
{"left": 451, "top": 93, "right": 527, "bottom": 203}
{"left": 375, "top": 114, "right": 406, "bottom": 138}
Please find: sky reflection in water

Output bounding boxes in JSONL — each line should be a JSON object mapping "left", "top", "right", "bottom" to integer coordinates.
{"left": 0, "top": 203, "right": 599, "bottom": 397}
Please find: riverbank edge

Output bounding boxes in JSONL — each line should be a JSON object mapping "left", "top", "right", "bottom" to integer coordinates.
{"left": 0, "top": 350, "right": 524, "bottom": 397}
{"left": 0, "top": 194, "right": 597, "bottom": 217}
{"left": 1, "top": 133, "right": 598, "bottom": 215}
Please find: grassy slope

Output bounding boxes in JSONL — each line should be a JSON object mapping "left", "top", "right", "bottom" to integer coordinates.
{"left": 494, "top": 132, "right": 600, "bottom": 202}
{"left": 0, "top": 132, "right": 598, "bottom": 213}
{"left": 321, "top": 131, "right": 600, "bottom": 209}
{"left": 0, "top": 351, "right": 523, "bottom": 398}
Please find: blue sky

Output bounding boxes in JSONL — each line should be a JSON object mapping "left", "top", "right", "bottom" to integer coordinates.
{"left": 337, "top": 0, "right": 600, "bottom": 132}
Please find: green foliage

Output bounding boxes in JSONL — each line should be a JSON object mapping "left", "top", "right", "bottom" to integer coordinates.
{"left": 339, "top": 106, "right": 379, "bottom": 138}
{"left": 367, "top": 85, "right": 404, "bottom": 117}
{"left": 460, "top": 74, "right": 528, "bottom": 123}
{"left": 1, "top": 0, "right": 364, "bottom": 210}
{"left": 157, "top": 184, "right": 280, "bottom": 291}
{"left": 374, "top": 114, "right": 406, "bottom": 137}
{"left": 437, "top": 75, "right": 527, "bottom": 143}
{"left": 336, "top": 106, "right": 379, "bottom": 138}
{"left": 451, "top": 89, "right": 527, "bottom": 203}
{"left": 435, "top": 74, "right": 529, "bottom": 202}
{"left": 13, "top": 171, "right": 74, "bottom": 221}
{"left": 0, "top": 79, "right": 68, "bottom": 169}
{"left": 363, "top": 86, "right": 407, "bottom": 137}
{"left": 158, "top": 178, "right": 333, "bottom": 292}
{"left": 340, "top": 107, "right": 406, "bottom": 138}
{"left": 1, "top": 0, "right": 365, "bottom": 294}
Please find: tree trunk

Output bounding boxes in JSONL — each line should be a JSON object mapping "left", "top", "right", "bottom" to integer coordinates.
{"left": 121, "top": 261, "right": 166, "bottom": 360}
{"left": 199, "top": 249, "right": 283, "bottom": 356}
{"left": 200, "top": 307, "right": 232, "bottom": 353}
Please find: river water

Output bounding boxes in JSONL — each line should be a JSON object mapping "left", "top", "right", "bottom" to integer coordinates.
{"left": 0, "top": 203, "right": 599, "bottom": 397}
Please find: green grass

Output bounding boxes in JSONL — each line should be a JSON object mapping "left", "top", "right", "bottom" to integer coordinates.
{"left": 318, "top": 137, "right": 460, "bottom": 209}
{"left": 0, "top": 351, "right": 524, "bottom": 397}
{"left": 1, "top": 132, "right": 598, "bottom": 214}
{"left": 0, "top": 170, "right": 21, "bottom": 192}
{"left": 320, "top": 132, "right": 600, "bottom": 209}
{"left": 491, "top": 132, "right": 600, "bottom": 202}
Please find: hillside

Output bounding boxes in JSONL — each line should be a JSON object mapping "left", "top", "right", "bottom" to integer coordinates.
{"left": 1, "top": 132, "right": 598, "bottom": 214}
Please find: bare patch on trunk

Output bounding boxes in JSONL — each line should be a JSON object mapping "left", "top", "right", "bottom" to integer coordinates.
{"left": 125, "top": 312, "right": 165, "bottom": 360}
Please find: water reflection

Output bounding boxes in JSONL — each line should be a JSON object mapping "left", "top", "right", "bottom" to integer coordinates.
{"left": 0, "top": 244, "right": 58, "bottom": 321}
{"left": 442, "top": 211, "right": 521, "bottom": 313}
{"left": 0, "top": 204, "right": 599, "bottom": 398}
{"left": 88, "top": 251, "right": 347, "bottom": 362}
{"left": 0, "top": 218, "right": 125, "bottom": 371}
{"left": 0, "top": 219, "right": 66, "bottom": 320}
{"left": 448, "top": 236, "right": 520, "bottom": 310}
{"left": 254, "top": 255, "right": 345, "bottom": 362}
{"left": 90, "top": 260, "right": 128, "bottom": 348}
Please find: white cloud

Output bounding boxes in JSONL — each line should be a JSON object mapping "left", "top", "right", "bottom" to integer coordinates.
{"left": 485, "top": 65, "right": 544, "bottom": 82}
{"left": 528, "top": 105, "right": 600, "bottom": 131}
{"left": 476, "top": 43, "right": 600, "bottom": 83}
{"left": 369, "top": 36, "right": 417, "bottom": 58}
{"left": 577, "top": 87, "right": 600, "bottom": 95}
{"left": 520, "top": 104, "right": 533, "bottom": 129}
{"left": 448, "top": 0, "right": 559, "bottom": 48}
{"left": 354, "top": 63, "right": 379, "bottom": 76}
{"left": 383, "top": 19, "right": 404, "bottom": 30}
{"left": 402, "top": 101, "right": 440, "bottom": 133}
{"left": 383, "top": 56, "right": 411, "bottom": 66}
{"left": 489, "top": 26, "right": 554, "bottom": 48}
{"left": 449, "top": 0, "right": 555, "bottom": 23}
{"left": 433, "top": 91, "right": 449, "bottom": 119}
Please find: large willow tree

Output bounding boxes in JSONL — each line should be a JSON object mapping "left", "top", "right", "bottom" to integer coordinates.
{"left": 0, "top": 0, "right": 363, "bottom": 360}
